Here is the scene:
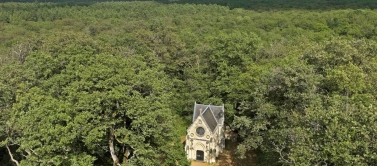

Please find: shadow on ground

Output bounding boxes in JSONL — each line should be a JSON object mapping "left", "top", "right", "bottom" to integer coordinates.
{"left": 216, "top": 140, "right": 257, "bottom": 166}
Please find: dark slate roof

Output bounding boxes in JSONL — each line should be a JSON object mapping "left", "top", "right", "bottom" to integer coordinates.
{"left": 202, "top": 108, "right": 217, "bottom": 132}
{"left": 193, "top": 102, "right": 224, "bottom": 132}
{"left": 193, "top": 104, "right": 208, "bottom": 122}
{"left": 210, "top": 105, "right": 224, "bottom": 125}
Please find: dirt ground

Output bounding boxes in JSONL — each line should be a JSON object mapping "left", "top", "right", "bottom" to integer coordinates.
{"left": 191, "top": 140, "right": 257, "bottom": 166}
{"left": 191, "top": 161, "right": 212, "bottom": 166}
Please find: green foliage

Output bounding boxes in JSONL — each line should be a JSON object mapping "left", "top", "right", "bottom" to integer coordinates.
{"left": 1, "top": 1, "right": 377, "bottom": 165}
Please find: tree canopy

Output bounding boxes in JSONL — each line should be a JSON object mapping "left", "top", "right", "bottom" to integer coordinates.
{"left": 1, "top": 1, "right": 377, "bottom": 165}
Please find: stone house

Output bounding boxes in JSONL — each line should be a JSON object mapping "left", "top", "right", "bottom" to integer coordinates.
{"left": 185, "top": 102, "right": 225, "bottom": 163}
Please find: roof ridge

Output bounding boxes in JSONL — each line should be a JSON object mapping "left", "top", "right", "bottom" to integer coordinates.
{"left": 201, "top": 104, "right": 211, "bottom": 115}
{"left": 193, "top": 103, "right": 224, "bottom": 131}
{"left": 208, "top": 106, "right": 219, "bottom": 124}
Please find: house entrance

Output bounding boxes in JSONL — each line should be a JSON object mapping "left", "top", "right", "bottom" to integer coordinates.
{"left": 196, "top": 150, "right": 204, "bottom": 161}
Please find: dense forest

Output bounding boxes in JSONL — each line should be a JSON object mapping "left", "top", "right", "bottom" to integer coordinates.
{"left": 1, "top": 0, "right": 377, "bottom": 165}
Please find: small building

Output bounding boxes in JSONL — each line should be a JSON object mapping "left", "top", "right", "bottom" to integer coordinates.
{"left": 185, "top": 102, "right": 225, "bottom": 163}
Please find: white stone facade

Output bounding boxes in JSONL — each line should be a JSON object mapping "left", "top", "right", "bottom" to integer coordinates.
{"left": 185, "top": 103, "right": 225, "bottom": 163}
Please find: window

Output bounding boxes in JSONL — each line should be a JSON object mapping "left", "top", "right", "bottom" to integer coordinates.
{"left": 196, "top": 127, "right": 205, "bottom": 136}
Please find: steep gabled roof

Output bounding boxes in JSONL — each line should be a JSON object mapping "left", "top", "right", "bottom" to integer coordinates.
{"left": 193, "top": 102, "right": 224, "bottom": 132}
{"left": 210, "top": 105, "right": 224, "bottom": 125}
{"left": 202, "top": 108, "right": 217, "bottom": 132}
{"left": 193, "top": 103, "right": 208, "bottom": 122}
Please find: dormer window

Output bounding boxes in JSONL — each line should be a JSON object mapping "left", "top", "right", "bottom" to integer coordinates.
{"left": 196, "top": 127, "right": 205, "bottom": 136}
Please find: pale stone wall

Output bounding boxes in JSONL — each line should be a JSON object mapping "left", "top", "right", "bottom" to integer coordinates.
{"left": 186, "top": 115, "right": 225, "bottom": 163}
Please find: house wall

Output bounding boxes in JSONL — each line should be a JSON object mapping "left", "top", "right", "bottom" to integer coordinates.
{"left": 186, "top": 138, "right": 217, "bottom": 163}
{"left": 186, "top": 116, "right": 223, "bottom": 163}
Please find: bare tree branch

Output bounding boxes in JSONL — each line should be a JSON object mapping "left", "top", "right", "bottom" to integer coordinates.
{"left": 6, "top": 144, "right": 19, "bottom": 166}
{"left": 10, "top": 42, "right": 33, "bottom": 64}
{"left": 272, "top": 141, "right": 292, "bottom": 165}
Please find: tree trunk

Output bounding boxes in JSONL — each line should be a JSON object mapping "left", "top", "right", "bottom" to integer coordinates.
{"left": 123, "top": 147, "right": 129, "bottom": 164}
{"left": 109, "top": 128, "right": 121, "bottom": 166}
